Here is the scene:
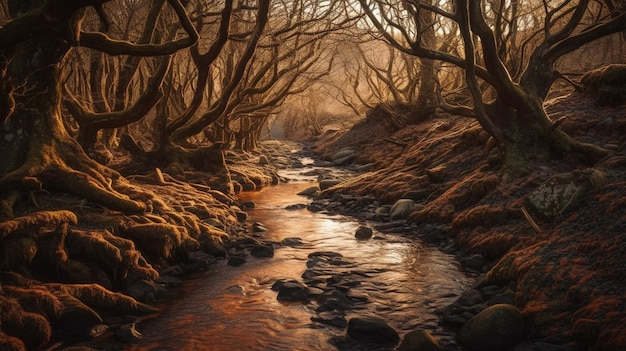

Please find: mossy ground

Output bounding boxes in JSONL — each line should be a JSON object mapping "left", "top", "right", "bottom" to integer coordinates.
{"left": 313, "top": 89, "right": 626, "bottom": 350}
{"left": 0, "top": 143, "right": 279, "bottom": 350}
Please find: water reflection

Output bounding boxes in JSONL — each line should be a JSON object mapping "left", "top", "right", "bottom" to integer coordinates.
{"left": 128, "top": 182, "right": 471, "bottom": 351}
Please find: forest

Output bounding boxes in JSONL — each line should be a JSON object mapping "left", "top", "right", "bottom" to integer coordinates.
{"left": 1, "top": 0, "right": 625, "bottom": 350}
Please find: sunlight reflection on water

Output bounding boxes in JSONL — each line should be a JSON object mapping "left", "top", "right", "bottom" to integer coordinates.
{"left": 128, "top": 181, "right": 471, "bottom": 351}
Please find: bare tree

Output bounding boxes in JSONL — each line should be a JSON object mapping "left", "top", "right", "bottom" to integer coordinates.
{"left": 0, "top": 0, "right": 198, "bottom": 214}
{"left": 357, "top": 0, "right": 626, "bottom": 175}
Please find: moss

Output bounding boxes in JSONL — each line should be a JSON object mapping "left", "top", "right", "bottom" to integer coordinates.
{"left": 0, "top": 333, "right": 26, "bottom": 351}
{"left": 2, "top": 286, "right": 64, "bottom": 319}
{"left": 581, "top": 64, "right": 626, "bottom": 106}
{"left": 0, "top": 297, "right": 51, "bottom": 350}
{"left": 121, "top": 223, "right": 199, "bottom": 259}
{"left": 0, "top": 210, "right": 77, "bottom": 239}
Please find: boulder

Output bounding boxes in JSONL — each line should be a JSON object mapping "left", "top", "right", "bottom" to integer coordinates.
{"left": 355, "top": 226, "right": 373, "bottom": 240}
{"left": 347, "top": 317, "right": 399, "bottom": 344}
{"left": 397, "top": 329, "right": 442, "bottom": 351}
{"left": 457, "top": 304, "right": 524, "bottom": 351}
{"left": 297, "top": 186, "right": 320, "bottom": 196}
{"left": 389, "top": 199, "right": 417, "bottom": 219}
{"left": 332, "top": 149, "right": 358, "bottom": 165}
{"left": 272, "top": 279, "right": 311, "bottom": 301}
{"left": 525, "top": 173, "right": 583, "bottom": 219}
{"left": 250, "top": 243, "right": 274, "bottom": 258}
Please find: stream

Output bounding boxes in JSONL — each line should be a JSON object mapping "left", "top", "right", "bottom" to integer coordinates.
{"left": 127, "top": 155, "right": 473, "bottom": 351}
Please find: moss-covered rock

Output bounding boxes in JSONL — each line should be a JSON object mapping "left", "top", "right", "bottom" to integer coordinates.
{"left": 457, "top": 303, "right": 524, "bottom": 351}
{"left": 581, "top": 64, "right": 626, "bottom": 106}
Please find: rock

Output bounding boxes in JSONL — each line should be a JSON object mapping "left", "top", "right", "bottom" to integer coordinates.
{"left": 456, "top": 289, "right": 484, "bottom": 307}
{"left": 332, "top": 149, "right": 358, "bottom": 165}
{"left": 311, "top": 311, "right": 348, "bottom": 328}
{"left": 346, "top": 317, "right": 399, "bottom": 344}
{"left": 240, "top": 201, "right": 256, "bottom": 209}
{"left": 282, "top": 237, "right": 305, "bottom": 247}
{"left": 235, "top": 210, "right": 248, "bottom": 222}
{"left": 401, "top": 189, "right": 432, "bottom": 202}
{"left": 397, "top": 329, "right": 442, "bottom": 351}
{"left": 285, "top": 203, "right": 306, "bottom": 210}
{"left": 250, "top": 243, "right": 274, "bottom": 258}
{"left": 297, "top": 186, "right": 320, "bottom": 196}
{"left": 252, "top": 222, "right": 268, "bottom": 232}
{"left": 227, "top": 255, "right": 246, "bottom": 266}
{"left": 462, "top": 253, "right": 488, "bottom": 272}
{"left": 525, "top": 173, "right": 584, "bottom": 219}
{"left": 272, "top": 279, "right": 310, "bottom": 302}
{"left": 355, "top": 226, "right": 373, "bottom": 240}
{"left": 457, "top": 304, "right": 524, "bottom": 351}
{"left": 319, "top": 179, "right": 342, "bottom": 190}
{"left": 389, "top": 199, "right": 417, "bottom": 219}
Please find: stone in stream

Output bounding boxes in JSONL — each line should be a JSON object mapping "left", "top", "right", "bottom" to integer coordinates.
{"left": 252, "top": 222, "right": 268, "bottom": 232}
{"left": 281, "top": 237, "right": 305, "bottom": 247}
{"left": 457, "top": 303, "right": 524, "bottom": 351}
{"left": 311, "top": 311, "right": 348, "bottom": 328}
{"left": 397, "top": 329, "right": 442, "bottom": 351}
{"left": 250, "top": 242, "right": 274, "bottom": 258}
{"left": 319, "top": 179, "right": 342, "bottom": 190}
{"left": 389, "top": 199, "right": 418, "bottom": 219}
{"left": 227, "top": 255, "right": 246, "bottom": 266}
{"left": 272, "top": 279, "right": 311, "bottom": 301}
{"left": 354, "top": 225, "right": 373, "bottom": 240}
{"left": 297, "top": 186, "right": 320, "bottom": 196}
{"left": 285, "top": 203, "right": 306, "bottom": 210}
{"left": 347, "top": 317, "right": 399, "bottom": 344}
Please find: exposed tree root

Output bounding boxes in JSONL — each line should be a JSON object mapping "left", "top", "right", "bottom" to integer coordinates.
{"left": 0, "top": 140, "right": 147, "bottom": 219}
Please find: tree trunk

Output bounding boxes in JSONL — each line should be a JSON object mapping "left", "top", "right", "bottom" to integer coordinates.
{"left": 1, "top": 2, "right": 146, "bottom": 216}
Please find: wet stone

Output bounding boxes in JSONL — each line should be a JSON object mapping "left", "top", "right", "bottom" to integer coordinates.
{"left": 397, "top": 329, "right": 442, "bottom": 351}
{"left": 457, "top": 304, "right": 524, "bottom": 351}
{"left": 347, "top": 317, "right": 399, "bottom": 344}
{"left": 285, "top": 203, "right": 307, "bottom": 210}
{"left": 273, "top": 279, "right": 310, "bottom": 302}
{"left": 457, "top": 289, "right": 484, "bottom": 306}
{"left": 250, "top": 243, "right": 274, "bottom": 258}
{"left": 281, "top": 237, "right": 305, "bottom": 247}
{"left": 227, "top": 255, "right": 246, "bottom": 266}
{"left": 312, "top": 311, "right": 348, "bottom": 329}
{"left": 355, "top": 226, "right": 373, "bottom": 240}
{"left": 252, "top": 222, "right": 268, "bottom": 232}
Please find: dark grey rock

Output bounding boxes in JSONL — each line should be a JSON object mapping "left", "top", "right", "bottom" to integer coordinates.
{"left": 457, "top": 304, "right": 524, "bottom": 351}
{"left": 227, "top": 255, "right": 246, "bottom": 266}
{"left": 355, "top": 226, "right": 373, "bottom": 240}
{"left": 250, "top": 243, "right": 274, "bottom": 258}
{"left": 347, "top": 316, "right": 399, "bottom": 344}
{"left": 397, "top": 329, "right": 442, "bottom": 351}
{"left": 273, "top": 279, "right": 310, "bottom": 301}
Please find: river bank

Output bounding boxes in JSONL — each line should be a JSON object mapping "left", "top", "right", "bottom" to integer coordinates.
{"left": 308, "top": 90, "right": 626, "bottom": 350}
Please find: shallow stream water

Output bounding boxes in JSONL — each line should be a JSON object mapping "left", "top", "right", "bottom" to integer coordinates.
{"left": 128, "top": 160, "right": 473, "bottom": 351}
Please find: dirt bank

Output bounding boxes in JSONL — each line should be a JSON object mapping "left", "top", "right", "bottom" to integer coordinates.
{"left": 312, "top": 90, "right": 626, "bottom": 350}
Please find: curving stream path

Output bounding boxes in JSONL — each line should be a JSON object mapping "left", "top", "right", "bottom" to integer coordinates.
{"left": 127, "top": 153, "right": 473, "bottom": 351}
